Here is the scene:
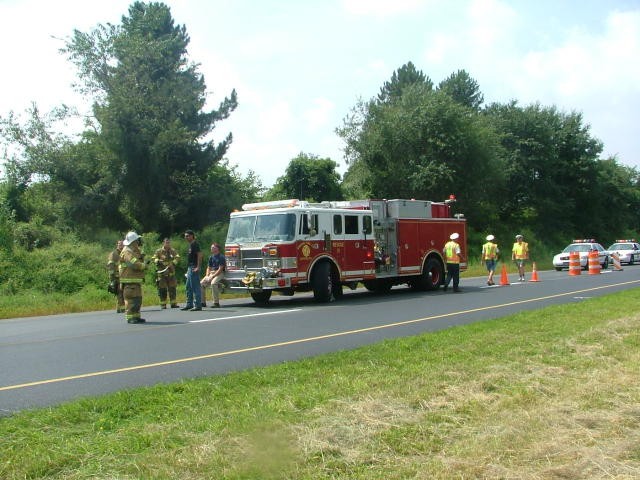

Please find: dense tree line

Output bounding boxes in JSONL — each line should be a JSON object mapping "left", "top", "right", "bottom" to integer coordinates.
{"left": 1, "top": 3, "right": 639, "bottom": 267}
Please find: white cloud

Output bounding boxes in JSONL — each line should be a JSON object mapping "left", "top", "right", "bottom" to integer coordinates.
{"left": 303, "top": 98, "right": 335, "bottom": 132}
{"left": 342, "top": 0, "right": 426, "bottom": 17}
{"left": 466, "top": 0, "right": 519, "bottom": 50}
{"left": 256, "top": 100, "right": 294, "bottom": 140}
{"left": 424, "top": 33, "right": 453, "bottom": 64}
{"left": 515, "top": 10, "right": 640, "bottom": 103}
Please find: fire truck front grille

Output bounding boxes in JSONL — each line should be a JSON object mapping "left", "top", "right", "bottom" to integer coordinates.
{"left": 239, "top": 248, "right": 263, "bottom": 271}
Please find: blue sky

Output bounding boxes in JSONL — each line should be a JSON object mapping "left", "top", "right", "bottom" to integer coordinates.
{"left": 1, "top": 0, "right": 639, "bottom": 187}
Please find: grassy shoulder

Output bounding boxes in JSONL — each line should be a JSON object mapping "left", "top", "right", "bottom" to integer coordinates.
{"left": 1, "top": 289, "right": 639, "bottom": 479}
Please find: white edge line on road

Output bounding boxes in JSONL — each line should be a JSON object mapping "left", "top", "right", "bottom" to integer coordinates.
{"left": 188, "top": 308, "right": 302, "bottom": 324}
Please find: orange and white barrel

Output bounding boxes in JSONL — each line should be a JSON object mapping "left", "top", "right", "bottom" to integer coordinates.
{"left": 611, "top": 252, "right": 623, "bottom": 271}
{"left": 588, "top": 250, "right": 601, "bottom": 275}
{"left": 568, "top": 251, "right": 581, "bottom": 276}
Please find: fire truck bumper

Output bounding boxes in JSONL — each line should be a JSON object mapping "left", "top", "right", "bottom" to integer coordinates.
{"left": 224, "top": 271, "right": 292, "bottom": 291}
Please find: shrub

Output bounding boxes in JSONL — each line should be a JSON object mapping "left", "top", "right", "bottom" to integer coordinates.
{"left": 13, "top": 219, "right": 65, "bottom": 251}
{"left": 200, "top": 222, "right": 229, "bottom": 247}
{"left": 6, "top": 240, "right": 107, "bottom": 294}
{"left": 0, "top": 203, "right": 14, "bottom": 252}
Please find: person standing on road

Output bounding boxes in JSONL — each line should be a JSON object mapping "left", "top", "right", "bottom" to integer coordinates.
{"left": 107, "top": 239, "right": 125, "bottom": 313}
{"left": 181, "top": 229, "right": 203, "bottom": 311}
{"left": 200, "top": 243, "right": 226, "bottom": 308}
{"left": 152, "top": 238, "right": 180, "bottom": 309}
{"left": 443, "top": 233, "right": 464, "bottom": 293}
{"left": 119, "top": 231, "right": 147, "bottom": 324}
{"left": 512, "top": 234, "right": 529, "bottom": 282}
{"left": 482, "top": 234, "right": 499, "bottom": 286}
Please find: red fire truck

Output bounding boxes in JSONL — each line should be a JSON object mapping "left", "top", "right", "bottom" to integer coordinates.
{"left": 224, "top": 197, "right": 467, "bottom": 303}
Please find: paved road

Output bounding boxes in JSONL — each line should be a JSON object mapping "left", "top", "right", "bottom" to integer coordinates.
{"left": 1, "top": 267, "right": 639, "bottom": 415}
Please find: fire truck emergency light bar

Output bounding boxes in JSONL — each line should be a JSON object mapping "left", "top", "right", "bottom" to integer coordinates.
{"left": 242, "top": 199, "right": 373, "bottom": 211}
{"left": 242, "top": 199, "right": 304, "bottom": 211}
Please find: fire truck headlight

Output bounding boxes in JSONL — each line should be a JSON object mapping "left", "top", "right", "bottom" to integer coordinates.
{"left": 281, "top": 257, "right": 297, "bottom": 269}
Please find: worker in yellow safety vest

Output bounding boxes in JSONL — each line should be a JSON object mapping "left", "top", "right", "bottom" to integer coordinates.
{"left": 511, "top": 234, "right": 529, "bottom": 282}
{"left": 119, "top": 231, "right": 147, "bottom": 324}
{"left": 482, "top": 234, "right": 499, "bottom": 286}
{"left": 443, "top": 232, "right": 464, "bottom": 292}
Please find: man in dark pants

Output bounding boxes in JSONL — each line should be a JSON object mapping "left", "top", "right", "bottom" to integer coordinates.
{"left": 443, "top": 232, "right": 464, "bottom": 293}
{"left": 181, "top": 230, "right": 203, "bottom": 311}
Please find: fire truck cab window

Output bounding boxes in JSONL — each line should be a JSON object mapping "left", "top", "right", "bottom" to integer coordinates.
{"left": 226, "top": 216, "right": 255, "bottom": 242}
{"left": 300, "top": 213, "right": 319, "bottom": 236}
{"left": 363, "top": 216, "right": 372, "bottom": 234}
{"left": 333, "top": 215, "right": 343, "bottom": 234}
{"left": 227, "top": 213, "right": 296, "bottom": 243}
{"left": 345, "top": 215, "right": 358, "bottom": 234}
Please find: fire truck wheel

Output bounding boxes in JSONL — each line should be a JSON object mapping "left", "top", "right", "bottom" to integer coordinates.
{"left": 420, "top": 258, "right": 443, "bottom": 291}
{"left": 332, "top": 280, "right": 344, "bottom": 299}
{"left": 312, "top": 262, "right": 334, "bottom": 303}
{"left": 251, "top": 291, "right": 272, "bottom": 304}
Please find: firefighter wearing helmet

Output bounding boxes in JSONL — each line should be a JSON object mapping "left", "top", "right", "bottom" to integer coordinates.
{"left": 152, "top": 238, "right": 180, "bottom": 309}
{"left": 119, "top": 231, "right": 147, "bottom": 323}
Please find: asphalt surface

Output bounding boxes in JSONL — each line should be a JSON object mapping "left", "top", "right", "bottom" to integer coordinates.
{"left": 1, "top": 267, "right": 639, "bottom": 416}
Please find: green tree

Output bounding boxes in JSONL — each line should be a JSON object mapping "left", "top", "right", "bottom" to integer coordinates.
{"left": 438, "top": 69, "right": 484, "bottom": 111}
{"left": 265, "top": 153, "right": 343, "bottom": 202}
{"left": 377, "top": 61, "right": 433, "bottom": 103}
{"left": 339, "top": 80, "right": 505, "bottom": 223}
{"left": 590, "top": 158, "right": 640, "bottom": 239}
{"left": 63, "top": 1, "right": 238, "bottom": 234}
{"left": 0, "top": 185, "right": 16, "bottom": 252}
{"left": 0, "top": 105, "right": 96, "bottom": 227}
{"left": 484, "top": 101, "right": 607, "bottom": 244}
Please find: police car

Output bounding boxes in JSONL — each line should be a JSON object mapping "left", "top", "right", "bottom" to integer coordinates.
{"left": 552, "top": 239, "right": 610, "bottom": 271}
{"left": 607, "top": 239, "right": 640, "bottom": 265}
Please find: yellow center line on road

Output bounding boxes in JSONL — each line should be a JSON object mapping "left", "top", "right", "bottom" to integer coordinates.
{"left": 2, "top": 280, "right": 639, "bottom": 392}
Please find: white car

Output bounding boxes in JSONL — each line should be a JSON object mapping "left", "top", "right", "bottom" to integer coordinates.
{"left": 553, "top": 240, "right": 609, "bottom": 271}
{"left": 607, "top": 240, "right": 640, "bottom": 265}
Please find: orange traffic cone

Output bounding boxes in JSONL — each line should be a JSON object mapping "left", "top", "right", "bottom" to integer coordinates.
{"left": 499, "top": 264, "right": 510, "bottom": 286}
{"left": 530, "top": 262, "right": 540, "bottom": 282}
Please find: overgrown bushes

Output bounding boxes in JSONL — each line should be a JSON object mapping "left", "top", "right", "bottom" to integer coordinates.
{"left": 0, "top": 220, "right": 229, "bottom": 298}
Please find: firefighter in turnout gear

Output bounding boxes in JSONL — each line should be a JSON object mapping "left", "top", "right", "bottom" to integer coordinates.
{"left": 443, "top": 232, "right": 464, "bottom": 292}
{"left": 107, "top": 240, "right": 125, "bottom": 313}
{"left": 152, "top": 238, "right": 180, "bottom": 309}
{"left": 119, "top": 231, "right": 147, "bottom": 323}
